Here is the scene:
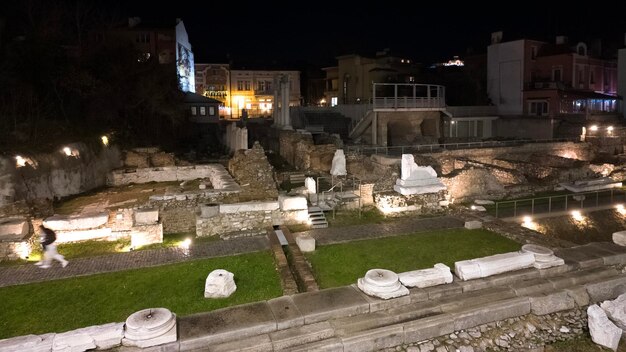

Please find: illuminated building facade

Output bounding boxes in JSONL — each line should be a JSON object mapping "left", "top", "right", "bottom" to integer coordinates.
{"left": 488, "top": 34, "right": 618, "bottom": 118}
{"left": 194, "top": 64, "right": 301, "bottom": 119}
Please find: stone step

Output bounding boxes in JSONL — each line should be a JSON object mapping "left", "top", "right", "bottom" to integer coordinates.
{"left": 269, "top": 321, "right": 334, "bottom": 350}
{"left": 312, "top": 224, "right": 329, "bottom": 229}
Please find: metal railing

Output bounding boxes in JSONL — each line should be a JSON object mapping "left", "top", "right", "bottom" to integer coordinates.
{"left": 315, "top": 175, "right": 362, "bottom": 218}
{"left": 346, "top": 138, "right": 580, "bottom": 156}
{"left": 373, "top": 83, "right": 446, "bottom": 110}
{"left": 494, "top": 188, "right": 626, "bottom": 219}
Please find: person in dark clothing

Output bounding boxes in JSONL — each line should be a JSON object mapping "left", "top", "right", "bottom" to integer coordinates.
{"left": 35, "top": 225, "right": 68, "bottom": 268}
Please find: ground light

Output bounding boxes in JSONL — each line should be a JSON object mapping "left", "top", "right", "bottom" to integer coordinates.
{"left": 616, "top": 204, "right": 626, "bottom": 215}
{"left": 571, "top": 210, "right": 584, "bottom": 221}
{"left": 14, "top": 155, "right": 26, "bottom": 167}
{"left": 101, "top": 136, "right": 109, "bottom": 146}
{"left": 179, "top": 238, "right": 192, "bottom": 250}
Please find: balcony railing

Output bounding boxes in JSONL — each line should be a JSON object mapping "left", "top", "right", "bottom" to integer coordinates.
{"left": 372, "top": 83, "right": 446, "bottom": 110}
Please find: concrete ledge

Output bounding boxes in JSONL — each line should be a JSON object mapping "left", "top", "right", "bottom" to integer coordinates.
{"left": 585, "top": 275, "right": 626, "bottom": 303}
{"left": 267, "top": 296, "right": 304, "bottom": 330}
{"left": 291, "top": 286, "right": 370, "bottom": 324}
{"left": 509, "top": 278, "right": 555, "bottom": 296}
{"left": 422, "top": 281, "right": 462, "bottom": 300}
{"left": 269, "top": 321, "right": 334, "bottom": 350}
{"left": 565, "top": 286, "right": 590, "bottom": 307}
{"left": 453, "top": 297, "right": 531, "bottom": 330}
{"left": 208, "top": 334, "right": 272, "bottom": 352}
{"left": 341, "top": 325, "right": 403, "bottom": 352}
{"left": 351, "top": 284, "right": 411, "bottom": 312}
{"left": 529, "top": 291, "right": 576, "bottom": 315}
{"left": 280, "top": 337, "right": 343, "bottom": 352}
{"left": 178, "top": 301, "right": 277, "bottom": 349}
{"left": 403, "top": 314, "right": 455, "bottom": 343}
{"left": 219, "top": 202, "right": 279, "bottom": 214}
{"left": 56, "top": 228, "right": 113, "bottom": 243}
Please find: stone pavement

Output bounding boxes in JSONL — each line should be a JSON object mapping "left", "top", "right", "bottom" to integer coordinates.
{"left": 0, "top": 215, "right": 464, "bottom": 288}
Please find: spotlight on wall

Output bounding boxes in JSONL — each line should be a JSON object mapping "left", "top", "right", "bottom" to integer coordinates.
{"left": 15, "top": 155, "right": 26, "bottom": 168}
{"left": 616, "top": 204, "right": 626, "bottom": 215}
{"left": 101, "top": 135, "right": 109, "bottom": 146}
{"left": 62, "top": 147, "right": 72, "bottom": 156}
{"left": 589, "top": 125, "right": 598, "bottom": 131}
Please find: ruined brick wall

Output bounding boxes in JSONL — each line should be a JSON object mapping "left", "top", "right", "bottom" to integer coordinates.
{"left": 441, "top": 168, "right": 506, "bottom": 201}
{"left": 374, "top": 191, "right": 445, "bottom": 216}
{"left": 123, "top": 147, "right": 176, "bottom": 168}
{"left": 228, "top": 142, "right": 278, "bottom": 200}
{"left": 160, "top": 207, "right": 196, "bottom": 234}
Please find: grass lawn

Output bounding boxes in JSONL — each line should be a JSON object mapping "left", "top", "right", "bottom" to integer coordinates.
{"left": 0, "top": 251, "right": 282, "bottom": 339}
{"left": 305, "top": 228, "right": 521, "bottom": 289}
{"left": 545, "top": 336, "right": 626, "bottom": 351}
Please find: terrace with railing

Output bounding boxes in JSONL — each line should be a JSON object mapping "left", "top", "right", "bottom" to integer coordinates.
{"left": 373, "top": 83, "right": 446, "bottom": 111}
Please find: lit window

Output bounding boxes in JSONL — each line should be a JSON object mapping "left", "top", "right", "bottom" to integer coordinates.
{"left": 246, "top": 103, "right": 252, "bottom": 110}
{"left": 200, "top": 106, "right": 206, "bottom": 115}
{"left": 331, "top": 97, "right": 338, "bottom": 107}
{"left": 191, "top": 106, "right": 197, "bottom": 115}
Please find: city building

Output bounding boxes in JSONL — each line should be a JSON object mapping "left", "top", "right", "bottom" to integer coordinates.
{"left": 93, "top": 17, "right": 195, "bottom": 93}
{"left": 184, "top": 92, "right": 221, "bottom": 123}
{"left": 322, "top": 48, "right": 421, "bottom": 106}
{"left": 488, "top": 33, "right": 618, "bottom": 118}
{"left": 194, "top": 63, "right": 301, "bottom": 119}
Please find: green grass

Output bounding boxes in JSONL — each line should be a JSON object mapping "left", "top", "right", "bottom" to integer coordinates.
{"left": 0, "top": 251, "right": 282, "bottom": 339}
{"left": 305, "top": 229, "right": 521, "bottom": 289}
{"left": 545, "top": 335, "right": 626, "bottom": 351}
{"left": 326, "top": 207, "right": 392, "bottom": 227}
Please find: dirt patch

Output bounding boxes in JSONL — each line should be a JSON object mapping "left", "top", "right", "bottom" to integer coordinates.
{"left": 533, "top": 209, "right": 626, "bottom": 244}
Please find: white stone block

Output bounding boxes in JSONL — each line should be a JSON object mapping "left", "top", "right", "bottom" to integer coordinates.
{"left": 52, "top": 331, "right": 96, "bottom": 352}
{"left": 612, "top": 231, "right": 626, "bottom": 246}
{"left": 304, "top": 177, "right": 316, "bottom": 194}
{"left": 464, "top": 221, "right": 482, "bottom": 229}
{"left": 123, "top": 308, "right": 177, "bottom": 348}
{"left": 398, "top": 263, "right": 453, "bottom": 288}
{"left": 134, "top": 208, "right": 158, "bottom": 225}
{"left": 588, "top": 304, "right": 622, "bottom": 351}
{"left": 522, "top": 244, "right": 565, "bottom": 269}
{"left": 219, "top": 201, "right": 279, "bottom": 214}
{"left": 400, "top": 154, "right": 437, "bottom": 181}
{"left": 55, "top": 228, "right": 112, "bottom": 243}
{"left": 0, "top": 218, "right": 28, "bottom": 237}
{"left": 455, "top": 251, "right": 535, "bottom": 281}
{"left": 393, "top": 183, "right": 446, "bottom": 196}
{"left": 130, "top": 224, "right": 163, "bottom": 248}
{"left": 474, "top": 199, "right": 495, "bottom": 205}
{"left": 600, "top": 293, "right": 626, "bottom": 330}
{"left": 357, "top": 269, "right": 409, "bottom": 300}
{"left": 296, "top": 235, "right": 315, "bottom": 252}
{"left": 43, "top": 212, "right": 109, "bottom": 231}
{"left": 205, "top": 269, "right": 237, "bottom": 298}
{"left": 330, "top": 149, "right": 347, "bottom": 176}
{"left": 0, "top": 333, "right": 54, "bottom": 352}
{"left": 279, "top": 195, "right": 308, "bottom": 211}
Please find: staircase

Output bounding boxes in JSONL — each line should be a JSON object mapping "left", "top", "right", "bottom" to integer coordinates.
{"left": 348, "top": 110, "right": 374, "bottom": 140}
{"left": 289, "top": 173, "right": 305, "bottom": 185}
{"left": 307, "top": 207, "right": 328, "bottom": 228}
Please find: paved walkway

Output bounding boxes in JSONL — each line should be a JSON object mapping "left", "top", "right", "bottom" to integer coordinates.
{"left": 0, "top": 216, "right": 464, "bottom": 288}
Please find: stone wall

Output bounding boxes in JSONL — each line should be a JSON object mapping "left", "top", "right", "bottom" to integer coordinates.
{"left": 374, "top": 191, "right": 445, "bottom": 215}
{"left": 160, "top": 207, "right": 196, "bottom": 234}
{"left": 391, "top": 308, "right": 587, "bottom": 352}
{"left": 0, "top": 143, "right": 122, "bottom": 206}
{"left": 278, "top": 130, "right": 337, "bottom": 172}
{"left": 108, "top": 164, "right": 238, "bottom": 187}
{"left": 123, "top": 147, "right": 176, "bottom": 168}
{"left": 196, "top": 201, "right": 281, "bottom": 238}
{"left": 228, "top": 142, "right": 278, "bottom": 200}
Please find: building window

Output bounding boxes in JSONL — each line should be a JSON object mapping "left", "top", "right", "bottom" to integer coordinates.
{"left": 237, "top": 81, "right": 243, "bottom": 91}
{"left": 529, "top": 101, "right": 548, "bottom": 116}
{"left": 266, "top": 81, "right": 272, "bottom": 92}
{"left": 257, "top": 80, "right": 265, "bottom": 91}
{"left": 200, "top": 106, "right": 206, "bottom": 115}
{"left": 590, "top": 70, "right": 595, "bottom": 84}
{"left": 136, "top": 33, "right": 150, "bottom": 43}
{"left": 244, "top": 81, "right": 251, "bottom": 90}
{"left": 552, "top": 68, "right": 562, "bottom": 82}
{"left": 191, "top": 106, "right": 197, "bottom": 116}
{"left": 331, "top": 97, "right": 338, "bottom": 107}
{"left": 209, "top": 106, "right": 215, "bottom": 115}
{"left": 531, "top": 46, "right": 538, "bottom": 59}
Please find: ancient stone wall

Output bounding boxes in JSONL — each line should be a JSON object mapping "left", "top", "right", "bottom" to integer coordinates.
{"left": 391, "top": 308, "right": 588, "bottom": 352}
{"left": 196, "top": 209, "right": 278, "bottom": 238}
{"left": 374, "top": 191, "right": 445, "bottom": 215}
{"left": 228, "top": 142, "right": 278, "bottom": 200}
{"left": 0, "top": 143, "right": 122, "bottom": 206}
{"left": 159, "top": 207, "right": 196, "bottom": 234}
{"left": 278, "top": 130, "right": 337, "bottom": 172}
{"left": 123, "top": 147, "right": 176, "bottom": 168}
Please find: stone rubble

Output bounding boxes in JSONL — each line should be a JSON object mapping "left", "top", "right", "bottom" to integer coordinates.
{"left": 587, "top": 304, "right": 622, "bottom": 351}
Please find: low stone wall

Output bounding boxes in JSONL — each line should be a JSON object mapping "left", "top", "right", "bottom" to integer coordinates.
{"left": 374, "top": 191, "right": 445, "bottom": 215}
{"left": 161, "top": 207, "right": 197, "bottom": 234}
{"left": 196, "top": 201, "right": 281, "bottom": 238}
{"left": 107, "top": 164, "right": 238, "bottom": 187}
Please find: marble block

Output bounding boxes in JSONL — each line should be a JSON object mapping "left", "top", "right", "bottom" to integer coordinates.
{"left": 455, "top": 251, "right": 535, "bottom": 281}
{"left": 295, "top": 234, "right": 315, "bottom": 252}
{"left": 123, "top": 308, "right": 177, "bottom": 348}
{"left": 279, "top": 195, "right": 308, "bottom": 211}
{"left": 521, "top": 244, "right": 565, "bottom": 269}
{"left": 205, "top": 269, "right": 237, "bottom": 298}
{"left": 43, "top": 212, "right": 109, "bottom": 231}
{"left": 330, "top": 149, "right": 347, "bottom": 176}
{"left": 357, "top": 268, "right": 409, "bottom": 300}
{"left": 52, "top": 330, "right": 96, "bottom": 352}
{"left": 134, "top": 208, "right": 158, "bottom": 225}
{"left": 398, "top": 263, "right": 453, "bottom": 288}
{"left": 399, "top": 154, "right": 437, "bottom": 181}
{"left": 600, "top": 293, "right": 626, "bottom": 330}
{"left": 474, "top": 199, "right": 495, "bottom": 205}
{"left": 304, "top": 177, "right": 316, "bottom": 194}
{"left": 0, "top": 218, "right": 28, "bottom": 237}
{"left": 464, "top": 221, "right": 482, "bottom": 229}
{"left": 612, "top": 231, "right": 626, "bottom": 246}
{"left": 588, "top": 304, "right": 621, "bottom": 351}
{"left": 0, "top": 333, "right": 55, "bottom": 352}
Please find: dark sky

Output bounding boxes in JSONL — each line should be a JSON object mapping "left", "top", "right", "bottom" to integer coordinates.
{"left": 119, "top": 2, "right": 625, "bottom": 67}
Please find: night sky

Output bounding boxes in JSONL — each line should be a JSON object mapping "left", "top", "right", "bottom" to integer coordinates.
{"left": 90, "top": 2, "right": 626, "bottom": 67}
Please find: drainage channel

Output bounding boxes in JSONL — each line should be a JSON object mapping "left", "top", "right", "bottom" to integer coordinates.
{"left": 268, "top": 226, "right": 319, "bottom": 295}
